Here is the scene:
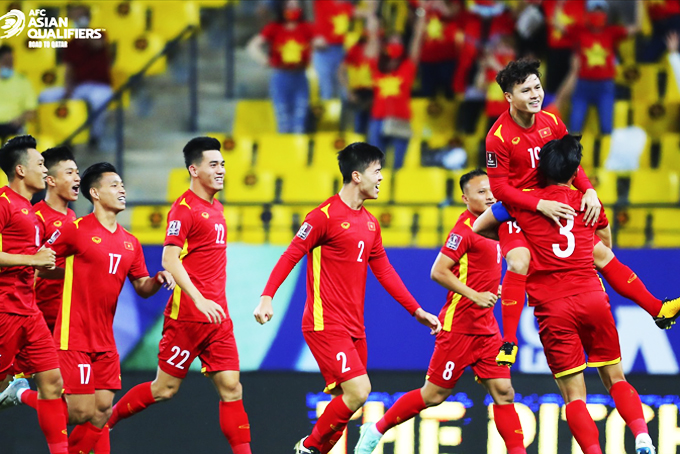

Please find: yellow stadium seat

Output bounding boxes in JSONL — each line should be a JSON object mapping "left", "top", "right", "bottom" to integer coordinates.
{"left": 414, "top": 207, "right": 441, "bottom": 248}
{"left": 400, "top": 136, "right": 423, "bottom": 170}
{"left": 651, "top": 208, "right": 680, "bottom": 247}
{"left": 587, "top": 169, "right": 618, "bottom": 206}
{"left": 631, "top": 64, "right": 662, "bottom": 105}
{"left": 613, "top": 100, "right": 631, "bottom": 129}
{"left": 24, "top": 65, "right": 65, "bottom": 95}
{"left": 450, "top": 167, "right": 477, "bottom": 202}
{"left": 312, "top": 99, "right": 342, "bottom": 132}
{"left": 114, "top": 33, "right": 167, "bottom": 78}
{"left": 129, "top": 205, "right": 171, "bottom": 245}
{"left": 90, "top": 1, "right": 148, "bottom": 43}
{"left": 374, "top": 206, "right": 414, "bottom": 247}
{"left": 255, "top": 134, "right": 310, "bottom": 175}
{"left": 629, "top": 169, "right": 680, "bottom": 204}
{"left": 306, "top": 66, "right": 320, "bottom": 105}
{"left": 598, "top": 135, "right": 612, "bottom": 168}
{"left": 393, "top": 167, "right": 448, "bottom": 204}
{"left": 441, "top": 205, "right": 468, "bottom": 242}
{"left": 615, "top": 208, "right": 650, "bottom": 248}
{"left": 280, "top": 168, "right": 337, "bottom": 204}
{"left": 311, "top": 132, "right": 365, "bottom": 170}
{"left": 148, "top": 1, "right": 200, "bottom": 41}
{"left": 195, "top": 0, "right": 229, "bottom": 7}
{"left": 268, "top": 205, "right": 295, "bottom": 245}
{"left": 37, "top": 100, "right": 89, "bottom": 145}
{"left": 166, "top": 167, "right": 191, "bottom": 202}
{"left": 660, "top": 133, "right": 680, "bottom": 171}
{"left": 579, "top": 133, "right": 596, "bottom": 170}
{"left": 13, "top": 41, "right": 57, "bottom": 78}
{"left": 240, "top": 205, "right": 266, "bottom": 244}
{"left": 0, "top": 171, "right": 7, "bottom": 187}
{"left": 233, "top": 100, "right": 277, "bottom": 136}
{"left": 410, "top": 98, "right": 456, "bottom": 140}
{"left": 223, "top": 205, "right": 240, "bottom": 243}
{"left": 580, "top": 106, "right": 600, "bottom": 135}
{"left": 224, "top": 169, "right": 276, "bottom": 203}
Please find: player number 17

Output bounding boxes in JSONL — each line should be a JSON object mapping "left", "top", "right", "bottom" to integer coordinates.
{"left": 108, "top": 253, "right": 122, "bottom": 274}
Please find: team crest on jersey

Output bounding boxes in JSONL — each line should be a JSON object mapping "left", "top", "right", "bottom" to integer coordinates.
{"left": 21, "top": 208, "right": 28, "bottom": 215}
{"left": 167, "top": 220, "right": 181, "bottom": 236}
{"left": 47, "top": 230, "right": 61, "bottom": 244}
{"left": 124, "top": 241, "right": 134, "bottom": 251}
{"left": 367, "top": 221, "right": 376, "bottom": 231}
{"left": 446, "top": 233, "right": 463, "bottom": 250}
{"left": 539, "top": 127, "right": 552, "bottom": 138}
{"left": 92, "top": 237, "right": 102, "bottom": 244}
{"left": 486, "top": 151, "right": 497, "bottom": 168}
{"left": 512, "top": 137, "right": 520, "bottom": 145}
{"left": 341, "top": 221, "right": 350, "bottom": 229}
{"left": 296, "top": 222, "right": 313, "bottom": 240}
{"left": 53, "top": 220, "right": 62, "bottom": 227}
{"left": 201, "top": 212, "right": 209, "bottom": 219}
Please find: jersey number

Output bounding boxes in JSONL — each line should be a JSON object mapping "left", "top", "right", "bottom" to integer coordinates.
{"left": 336, "top": 352, "right": 351, "bottom": 373}
{"left": 552, "top": 218, "right": 575, "bottom": 258}
{"left": 166, "top": 346, "right": 190, "bottom": 370}
{"left": 527, "top": 147, "right": 540, "bottom": 168}
{"left": 496, "top": 244, "right": 502, "bottom": 264}
{"left": 78, "top": 364, "right": 91, "bottom": 385}
{"left": 357, "top": 240, "right": 365, "bottom": 262}
{"left": 215, "top": 224, "right": 225, "bottom": 244}
{"left": 35, "top": 226, "right": 40, "bottom": 247}
{"left": 442, "top": 361, "right": 455, "bottom": 381}
{"left": 108, "top": 253, "right": 122, "bottom": 274}
{"left": 506, "top": 221, "right": 521, "bottom": 233}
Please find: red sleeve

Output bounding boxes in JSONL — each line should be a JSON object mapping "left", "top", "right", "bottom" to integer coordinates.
{"left": 369, "top": 255, "right": 421, "bottom": 315}
{"left": 573, "top": 166, "right": 594, "bottom": 193}
{"left": 402, "top": 59, "right": 418, "bottom": 86}
{"left": 46, "top": 220, "right": 78, "bottom": 257}
{"left": 128, "top": 238, "right": 150, "bottom": 282}
{"left": 596, "top": 201, "right": 609, "bottom": 229}
{"left": 164, "top": 205, "right": 193, "bottom": 248}
{"left": 486, "top": 134, "right": 541, "bottom": 211}
{"left": 610, "top": 25, "right": 629, "bottom": 44}
{"left": 440, "top": 226, "right": 472, "bottom": 262}
{"left": 0, "top": 197, "right": 10, "bottom": 231}
{"left": 260, "top": 23, "right": 278, "bottom": 42}
{"left": 261, "top": 242, "right": 306, "bottom": 298}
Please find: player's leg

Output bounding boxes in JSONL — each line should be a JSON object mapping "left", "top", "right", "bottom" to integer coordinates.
{"left": 482, "top": 378, "right": 526, "bottom": 454}
{"left": 67, "top": 390, "right": 113, "bottom": 454}
{"left": 209, "top": 370, "right": 251, "bottom": 454}
{"left": 555, "top": 372, "right": 602, "bottom": 454}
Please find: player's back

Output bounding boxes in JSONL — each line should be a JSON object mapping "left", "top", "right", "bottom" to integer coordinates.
{"left": 512, "top": 186, "right": 606, "bottom": 305}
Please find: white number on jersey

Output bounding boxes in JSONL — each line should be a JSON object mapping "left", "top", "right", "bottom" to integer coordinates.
{"left": 108, "top": 253, "right": 122, "bottom": 274}
{"left": 442, "top": 361, "right": 455, "bottom": 380}
{"left": 496, "top": 243, "right": 502, "bottom": 264}
{"left": 527, "top": 147, "right": 541, "bottom": 168}
{"left": 214, "top": 223, "right": 225, "bottom": 244}
{"left": 357, "top": 240, "right": 365, "bottom": 262}
{"left": 506, "top": 220, "right": 521, "bottom": 234}
{"left": 78, "top": 363, "right": 91, "bottom": 385}
{"left": 336, "top": 351, "right": 351, "bottom": 373}
{"left": 552, "top": 218, "right": 575, "bottom": 258}
{"left": 166, "top": 346, "right": 191, "bottom": 369}
{"left": 34, "top": 226, "right": 40, "bottom": 247}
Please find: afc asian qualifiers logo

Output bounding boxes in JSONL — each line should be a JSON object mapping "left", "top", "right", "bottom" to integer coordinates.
{"left": 486, "top": 151, "right": 497, "bottom": 168}
{"left": 167, "top": 220, "right": 181, "bottom": 237}
{"left": 296, "top": 222, "right": 313, "bottom": 240}
{"left": 47, "top": 230, "right": 60, "bottom": 244}
{"left": 446, "top": 233, "right": 463, "bottom": 250}
{"left": 0, "top": 10, "right": 25, "bottom": 39}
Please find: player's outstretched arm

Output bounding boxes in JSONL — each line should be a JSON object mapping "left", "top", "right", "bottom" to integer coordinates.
{"left": 431, "top": 252, "right": 497, "bottom": 309}
{"left": 0, "top": 245, "right": 56, "bottom": 269}
{"left": 254, "top": 295, "right": 273, "bottom": 325}
{"left": 162, "top": 245, "right": 225, "bottom": 324}
{"left": 472, "top": 207, "right": 501, "bottom": 240}
{"left": 132, "top": 270, "right": 176, "bottom": 299}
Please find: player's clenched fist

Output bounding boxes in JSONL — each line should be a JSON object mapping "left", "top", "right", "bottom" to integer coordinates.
{"left": 472, "top": 291, "right": 498, "bottom": 308}
{"left": 33, "top": 246, "right": 56, "bottom": 269}
{"left": 254, "top": 295, "right": 273, "bottom": 325}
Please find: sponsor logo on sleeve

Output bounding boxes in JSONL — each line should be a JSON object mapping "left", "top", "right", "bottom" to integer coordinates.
{"left": 486, "top": 151, "right": 497, "bottom": 168}
{"left": 167, "top": 220, "right": 181, "bottom": 237}
{"left": 47, "top": 230, "right": 60, "bottom": 244}
{"left": 296, "top": 222, "right": 313, "bottom": 240}
{"left": 446, "top": 233, "right": 463, "bottom": 250}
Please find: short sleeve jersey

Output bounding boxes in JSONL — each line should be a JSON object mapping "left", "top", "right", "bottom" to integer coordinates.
{"left": 370, "top": 58, "right": 417, "bottom": 120}
{"left": 33, "top": 200, "right": 77, "bottom": 316}
{"left": 0, "top": 186, "right": 41, "bottom": 316}
{"left": 344, "top": 42, "right": 373, "bottom": 90}
{"left": 511, "top": 186, "right": 608, "bottom": 306}
{"left": 260, "top": 21, "right": 315, "bottom": 70}
{"left": 293, "top": 194, "right": 385, "bottom": 338}
{"left": 313, "top": 0, "right": 354, "bottom": 45}
{"left": 569, "top": 25, "right": 628, "bottom": 80}
{"left": 420, "top": 10, "right": 458, "bottom": 63}
{"left": 439, "top": 210, "right": 501, "bottom": 335}
{"left": 543, "top": 0, "right": 586, "bottom": 49}
{"left": 163, "top": 189, "right": 229, "bottom": 323}
{"left": 49, "top": 213, "right": 149, "bottom": 351}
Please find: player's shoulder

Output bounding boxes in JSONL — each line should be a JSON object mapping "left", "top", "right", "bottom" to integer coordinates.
{"left": 170, "top": 190, "right": 195, "bottom": 214}
{"left": 452, "top": 210, "right": 475, "bottom": 233}
{"left": 537, "top": 110, "right": 564, "bottom": 127}
{"left": 0, "top": 186, "right": 15, "bottom": 205}
{"left": 307, "top": 195, "right": 339, "bottom": 221}
{"left": 486, "top": 110, "right": 512, "bottom": 145}
{"left": 120, "top": 226, "right": 143, "bottom": 246}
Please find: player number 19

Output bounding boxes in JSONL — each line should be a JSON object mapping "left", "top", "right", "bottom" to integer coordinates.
{"left": 527, "top": 147, "right": 540, "bottom": 168}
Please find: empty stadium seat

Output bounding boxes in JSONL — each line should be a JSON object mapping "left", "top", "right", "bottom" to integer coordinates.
{"left": 613, "top": 100, "right": 631, "bottom": 129}
{"left": 114, "top": 33, "right": 167, "bottom": 78}
{"left": 312, "top": 99, "right": 342, "bottom": 132}
{"left": 659, "top": 133, "right": 680, "bottom": 171}
{"left": 37, "top": 100, "right": 89, "bottom": 145}
{"left": 90, "top": 1, "right": 148, "bottom": 43}
{"left": 255, "top": 134, "right": 310, "bottom": 176}
{"left": 148, "top": 1, "right": 200, "bottom": 41}
{"left": 268, "top": 205, "right": 295, "bottom": 245}
{"left": 129, "top": 205, "right": 171, "bottom": 244}
{"left": 587, "top": 169, "right": 618, "bottom": 206}
{"left": 233, "top": 100, "right": 277, "bottom": 136}
{"left": 392, "top": 167, "right": 449, "bottom": 204}
{"left": 414, "top": 207, "right": 441, "bottom": 248}
{"left": 24, "top": 65, "right": 65, "bottom": 95}
{"left": 13, "top": 41, "right": 57, "bottom": 78}
{"left": 616, "top": 208, "right": 650, "bottom": 248}
{"left": 223, "top": 205, "right": 240, "bottom": 243}
{"left": 240, "top": 205, "right": 266, "bottom": 244}
{"left": 166, "top": 168, "right": 191, "bottom": 202}
{"left": 202, "top": 133, "right": 254, "bottom": 177}
{"left": 629, "top": 169, "right": 680, "bottom": 204}
{"left": 374, "top": 206, "right": 414, "bottom": 247}
{"left": 651, "top": 208, "right": 680, "bottom": 247}
{"left": 280, "top": 168, "right": 337, "bottom": 204}
{"left": 311, "top": 132, "right": 365, "bottom": 170}
{"left": 224, "top": 169, "right": 276, "bottom": 203}
{"left": 410, "top": 98, "right": 456, "bottom": 139}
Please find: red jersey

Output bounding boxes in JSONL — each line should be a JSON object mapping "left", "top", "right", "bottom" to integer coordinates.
{"left": 64, "top": 36, "right": 111, "bottom": 85}
{"left": 260, "top": 21, "right": 314, "bottom": 70}
{"left": 420, "top": 10, "right": 458, "bottom": 63}
{"left": 646, "top": 0, "right": 680, "bottom": 21}
{"left": 344, "top": 42, "right": 373, "bottom": 90}
{"left": 542, "top": 0, "right": 585, "bottom": 49}
{"left": 511, "top": 186, "right": 608, "bottom": 306}
{"left": 49, "top": 213, "right": 149, "bottom": 351}
{"left": 485, "top": 110, "right": 593, "bottom": 212}
{"left": 164, "top": 189, "right": 229, "bottom": 323}
{"left": 313, "top": 0, "right": 354, "bottom": 45}
{"left": 33, "top": 200, "right": 76, "bottom": 324}
{"left": 569, "top": 25, "right": 627, "bottom": 80}
{"left": 0, "top": 186, "right": 41, "bottom": 316}
{"left": 439, "top": 210, "right": 501, "bottom": 335}
{"left": 262, "top": 194, "right": 420, "bottom": 338}
{"left": 370, "top": 58, "right": 417, "bottom": 120}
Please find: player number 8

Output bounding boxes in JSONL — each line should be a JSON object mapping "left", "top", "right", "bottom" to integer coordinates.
{"left": 442, "top": 361, "right": 455, "bottom": 380}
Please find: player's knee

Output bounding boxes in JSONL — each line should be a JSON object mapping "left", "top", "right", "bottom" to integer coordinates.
{"left": 489, "top": 381, "right": 515, "bottom": 405}
{"left": 218, "top": 381, "right": 242, "bottom": 401}
{"left": 152, "top": 383, "right": 179, "bottom": 401}
{"left": 349, "top": 384, "right": 371, "bottom": 406}
{"left": 36, "top": 371, "right": 64, "bottom": 399}
{"left": 506, "top": 250, "right": 530, "bottom": 274}
{"left": 593, "top": 242, "right": 614, "bottom": 268}
{"left": 422, "top": 390, "right": 448, "bottom": 407}
{"left": 94, "top": 406, "right": 112, "bottom": 425}
{"left": 69, "top": 405, "right": 95, "bottom": 425}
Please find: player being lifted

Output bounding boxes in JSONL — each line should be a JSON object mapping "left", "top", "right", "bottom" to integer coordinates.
{"left": 508, "top": 134, "right": 655, "bottom": 454}
{"left": 254, "top": 142, "right": 441, "bottom": 454}
{"left": 354, "top": 169, "right": 526, "bottom": 454}
{"left": 105, "top": 137, "right": 253, "bottom": 454}
{"left": 477, "top": 59, "right": 680, "bottom": 367}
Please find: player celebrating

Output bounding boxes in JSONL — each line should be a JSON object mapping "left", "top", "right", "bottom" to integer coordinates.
{"left": 0, "top": 135, "right": 67, "bottom": 454}
{"left": 354, "top": 169, "right": 526, "bottom": 454}
{"left": 33, "top": 146, "right": 79, "bottom": 332}
{"left": 105, "top": 137, "right": 253, "bottom": 454}
{"left": 479, "top": 59, "right": 680, "bottom": 367}
{"left": 253, "top": 142, "right": 441, "bottom": 454}
{"left": 509, "top": 134, "right": 655, "bottom": 454}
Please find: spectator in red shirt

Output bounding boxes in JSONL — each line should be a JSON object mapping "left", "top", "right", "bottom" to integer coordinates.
{"left": 638, "top": 0, "right": 680, "bottom": 62}
{"left": 364, "top": 13, "right": 426, "bottom": 170}
{"left": 339, "top": 33, "right": 374, "bottom": 135}
{"left": 247, "top": 0, "right": 316, "bottom": 133}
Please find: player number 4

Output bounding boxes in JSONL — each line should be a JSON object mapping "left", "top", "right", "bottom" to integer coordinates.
{"left": 108, "top": 253, "right": 122, "bottom": 274}
{"left": 552, "top": 218, "right": 575, "bottom": 258}
{"left": 78, "top": 363, "right": 91, "bottom": 385}
{"left": 166, "top": 346, "right": 190, "bottom": 369}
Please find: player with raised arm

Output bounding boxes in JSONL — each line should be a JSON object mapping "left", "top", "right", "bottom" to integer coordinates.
{"left": 508, "top": 134, "right": 655, "bottom": 454}
{"left": 478, "top": 59, "right": 680, "bottom": 368}
{"left": 0, "top": 135, "right": 67, "bottom": 454}
{"left": 354, "top": 169, "right": 526, "bottom": 454}
{"left": 253, "top": 142, "right": 441, "bottom": 454}
{"left": 105, "top": 137, "right": 253, "bottom": 454}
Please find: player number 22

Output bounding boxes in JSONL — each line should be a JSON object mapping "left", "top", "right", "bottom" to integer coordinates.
{"left": 552, "top": 218, "right": 575, "bottom": 258}
{"left": 336, "top": 352, "right": 351, "bottom": 373}
{"left": 215, "top": 224, "right": 225, "bottom": 244}
{"left": 167, "top": 346, "right": 190, "bottom": 369}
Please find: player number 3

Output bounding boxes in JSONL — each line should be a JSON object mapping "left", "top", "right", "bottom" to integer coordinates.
{"left": 552, "top": 218, "right": 575, "bottom": 258}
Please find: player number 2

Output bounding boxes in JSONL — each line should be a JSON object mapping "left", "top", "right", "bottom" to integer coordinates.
{"left": 442, "top": 361, "right": 455, "bottom": 381}
{"left": 357, "top": 240, "right": 365, "bottom": 262}
{"left": 108, "top": 253, "right": 122, "bottom": 274}
{"left": 336, "top": 352, "right": 351, "bottom": 373}
{"left": 215, "top": 224, "right": 225, "bottom": 244}
{"left": 552, "top": 218, "right": 575, "bottom": 258}
{"left": 78, "top": 364, "right": 91, "bottom": 385}
{"left": 527, "top": 147, "right": 540, "bottom": 168}
{"left": 166, "top": 346, "right": 190, "bottom": 369}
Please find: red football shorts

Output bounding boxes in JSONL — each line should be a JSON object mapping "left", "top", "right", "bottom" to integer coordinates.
{"left": 158, "top": 317, "right": 239, "bottom": 379}
{"left": 534, "top": 291, "right": 621, "bottom": 378}
{"left": 0, "top": 312, "right": 59, "bottom": 377}
{"left": 303, "top": 330, "right": 368, "bottom": 393}
{"left": 497, "top": 219, "right": 529, "bottom": 257}
{"left": 59, "top": 350, "right": 121, "bottom": 394}
{"left": 427, "top": 330, "right": 510, "bottom": 388}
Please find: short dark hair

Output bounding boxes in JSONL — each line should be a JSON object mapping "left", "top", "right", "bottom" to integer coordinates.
{"left": 42, "top": 146, "right": 76, "bottom": 175}
{"left": 183, "top": 136, "right": 221, "bottom": 169}
{"left": 459, "top": 168, "right": 487, "bottom": 193}
{"left": 81, "top": 162, "right": 117, "bottom": 203}
{"left": 0, "top": 134, "right": 36, "bottom": 181}
{"left": 337, "top": 142, "right": 385, "bottom": 184}
{"left": 496, "top": 58, "right": 542, "bottom": 93}
{"left": 538, "top": 135, "right": 582, "bottom": 184}
{"left": 0, "top": 44, "right": 12, "bottom": 59}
